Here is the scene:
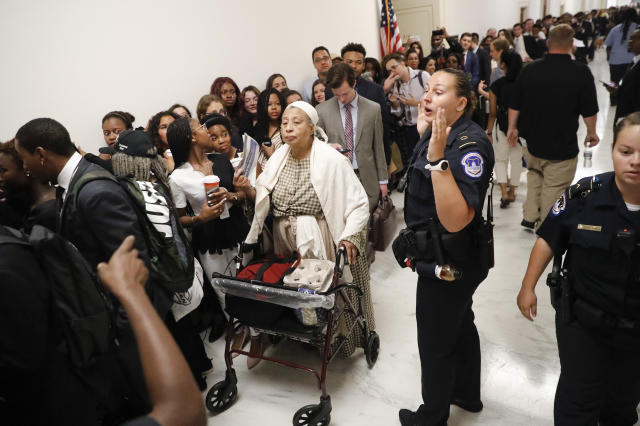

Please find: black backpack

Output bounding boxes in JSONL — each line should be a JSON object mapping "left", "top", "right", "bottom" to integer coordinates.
{"left": 0, "top": 225, "right": 113, "bottom": 368}
{"left": 66, "top": 170, "right": 195, "bottom": 294}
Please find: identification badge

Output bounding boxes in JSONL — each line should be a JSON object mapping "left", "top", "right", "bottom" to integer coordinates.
{"left": 577, "top": 224, "right": 602, "bottom": 232}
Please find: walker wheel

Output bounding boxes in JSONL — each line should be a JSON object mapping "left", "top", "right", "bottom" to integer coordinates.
{"left": 205, "top": 378, "right": 238, "bottom": 413}
{"left": 365, "top": 331, "right": 380, "bottom": 368}
{"left": 293, "top": 404, "right": 331, "bottom": 425}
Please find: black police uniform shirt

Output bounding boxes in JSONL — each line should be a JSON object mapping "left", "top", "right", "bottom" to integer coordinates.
{"left": 404, "top": 115, "right": 495, "bottom": 231}
{"left": 537, "top": 172, "right": 640, "bottom": 319}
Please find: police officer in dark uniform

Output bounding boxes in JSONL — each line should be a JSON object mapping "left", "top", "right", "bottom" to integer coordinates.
{"left": 394, "top": 68, "right": 495, "bottom": 425}
{"left": 518, "top": 112, "right": 640, "bottom": 425}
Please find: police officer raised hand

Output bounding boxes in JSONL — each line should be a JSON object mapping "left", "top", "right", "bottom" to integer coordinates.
{"left": 398, "top": 69, "right": 495, "bottom": 425}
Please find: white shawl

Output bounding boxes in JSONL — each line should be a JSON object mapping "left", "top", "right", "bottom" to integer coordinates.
{"left": 245, "top": 138, "right": 370, "bottom": 246}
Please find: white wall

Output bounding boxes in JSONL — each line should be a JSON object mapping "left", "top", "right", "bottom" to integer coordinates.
{"left": 0, "top": 0, "right": 380, "bottom": 153}
{"left": 440, "top": 0, "right": 533, "bottom": 37}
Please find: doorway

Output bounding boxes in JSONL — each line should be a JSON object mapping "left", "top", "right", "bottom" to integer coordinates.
{"left": 520, "top": 6, "right": 528, "bottom": 24}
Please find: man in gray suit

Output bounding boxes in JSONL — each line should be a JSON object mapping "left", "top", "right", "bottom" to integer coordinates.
{"left": 316, "top": 63, "right": 388, "bottom": 213}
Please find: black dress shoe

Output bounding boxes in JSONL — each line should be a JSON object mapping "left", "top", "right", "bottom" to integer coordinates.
{"left": 521, "top": 219, "right": 537, "bottom": 230}
{"left": 399, "top": 408, "right": 425, "bottom": 425}
{"left": 451, "top": 398, "right": 483, "bottom": 413}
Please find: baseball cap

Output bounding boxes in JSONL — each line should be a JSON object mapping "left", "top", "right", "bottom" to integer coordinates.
{"left": 98, "top": 127, "right": 156, "bottom": 157}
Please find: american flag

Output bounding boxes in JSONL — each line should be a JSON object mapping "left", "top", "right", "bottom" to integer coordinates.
{"left": 380, "top": 0, "right": 403, "bottom": 56}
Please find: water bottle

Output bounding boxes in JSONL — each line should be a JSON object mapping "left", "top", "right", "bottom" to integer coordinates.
{"left": 434, "top": 264, "right": 462, "bottom": 282}
{"left": 583, "top": 144, "right": 592, "bottom": 168}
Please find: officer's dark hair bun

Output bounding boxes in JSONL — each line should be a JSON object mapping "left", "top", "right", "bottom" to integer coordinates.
{"left": 613, "top": 111, "right": 640, "bottom": 148}
{"left": 438, "top": 68, "right": 477, "bottom": 114}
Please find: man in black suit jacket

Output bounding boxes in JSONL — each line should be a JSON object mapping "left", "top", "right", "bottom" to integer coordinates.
{"left": 514, "top": 22, "right": 540, "bottom": 61}
{"left": 471, "top": 33, "right": 491, "bottom": 85}
{"left": 14, "top": 117, "right": 168, "bottom": 416}
{"left": 15, "top": 118, "right": 172, "bottom": 315}
{"left": 613, "top": 29, "right": 640, "bottom": 127}
{"left": 326, "top": 42, "right": 393, "bottom": 165}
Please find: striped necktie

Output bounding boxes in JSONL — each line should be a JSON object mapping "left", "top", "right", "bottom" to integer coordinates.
{"left": 344, "top": 103, "right": 354, "bottom": 162}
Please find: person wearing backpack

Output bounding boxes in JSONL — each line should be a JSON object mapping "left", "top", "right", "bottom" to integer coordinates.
{"left": 108, "top": 127, "right": 212, "bottom": 389}
{"left": 382, "top": 52, "right": 430, "bottom": 170}
{"left": 0, "top": 225, "right": 106, "bottom": 425}
{"left": 14, "top": 117, "right": 167, "bottom": 416}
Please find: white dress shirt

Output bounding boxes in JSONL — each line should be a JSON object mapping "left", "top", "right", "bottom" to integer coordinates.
{"left": 56, "top": 151, "right": 82, "bottom": 200}
{"left": 514, "top": 35, "right": 530, "bottom": 61}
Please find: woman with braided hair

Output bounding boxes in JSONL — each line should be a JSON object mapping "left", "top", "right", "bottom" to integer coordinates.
{"left": 110, "top": 128, "right": 213, "bottom": 391}
{"left": 167, "top": 117, "right": 252, "bottom": 351}
{"left": 250, "top": 88, "right": 286, "bottom": 172}
{"left": 111, "top": 136, "right": 170, "bottom": 190}
{"left": 167, "top": 117, "right": 250, "bottom": 308}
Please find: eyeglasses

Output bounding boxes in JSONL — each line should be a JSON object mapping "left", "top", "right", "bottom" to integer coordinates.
{"left": 314, "top": 55, "right": 331, "bottom": 63}
{"left": 194, "top": 122, "right": 207, "bottom": 132}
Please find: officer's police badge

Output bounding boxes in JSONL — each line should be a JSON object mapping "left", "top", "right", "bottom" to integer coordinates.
{"left": 551, "top": 192, "right": 567, "bottom": 216}
{"left": 460, "top": 152, "right": 484, "bottom": 179}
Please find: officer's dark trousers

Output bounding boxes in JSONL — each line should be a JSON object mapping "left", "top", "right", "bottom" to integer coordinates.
{"left": 554, "top": 315, "right": 640, "bottom": 426}
{"left": 415, "top": 264, "right": 486, "bottom": 425}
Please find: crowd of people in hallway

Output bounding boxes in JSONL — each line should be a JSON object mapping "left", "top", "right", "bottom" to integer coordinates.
{"left": 2, "top": 3, "right": 640, "bottom": 426}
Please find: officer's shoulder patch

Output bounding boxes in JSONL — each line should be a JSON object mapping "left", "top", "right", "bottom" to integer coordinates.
{"left": 550, "top": 192, "right": 567, "bottom": 216}
{"left": 460, "top": 151, "right": 484, "bottom": 179}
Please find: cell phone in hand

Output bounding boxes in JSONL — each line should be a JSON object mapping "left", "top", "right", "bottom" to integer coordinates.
{"left": 600, "top": 80, "right": 617, "bottom": 89}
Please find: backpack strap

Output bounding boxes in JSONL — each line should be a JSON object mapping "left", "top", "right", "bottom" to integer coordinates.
{"left": 62, "top": 169, "right": 118, "bottom": 229}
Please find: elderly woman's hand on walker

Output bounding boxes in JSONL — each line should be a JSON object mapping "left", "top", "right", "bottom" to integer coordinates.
{"left": 339, "top": 240, "right": 357, "bottom": 265}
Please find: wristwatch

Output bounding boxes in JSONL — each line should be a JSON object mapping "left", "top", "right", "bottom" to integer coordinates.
{"left": 424, "top": 157, "right": 449, "bottom": 172}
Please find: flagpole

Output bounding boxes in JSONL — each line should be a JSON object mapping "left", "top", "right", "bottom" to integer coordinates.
{"left": 385, "top": 0, "right": 391, "bottom": 54}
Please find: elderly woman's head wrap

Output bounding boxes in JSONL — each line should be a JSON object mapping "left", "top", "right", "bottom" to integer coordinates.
{"left": 284, "top": 101, "right": 328, "bottom": 142}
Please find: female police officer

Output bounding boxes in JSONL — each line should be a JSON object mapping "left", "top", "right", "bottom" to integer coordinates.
{"left": 397, "top": 68, "right": 494, "bottom": 425}
{"left": 518, "top": 112, "right": 640, "bottom": 425}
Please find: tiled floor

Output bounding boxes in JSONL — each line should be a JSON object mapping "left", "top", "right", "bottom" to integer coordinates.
{"left": 202, "top": 48, "right": 636, "bottom": 425}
